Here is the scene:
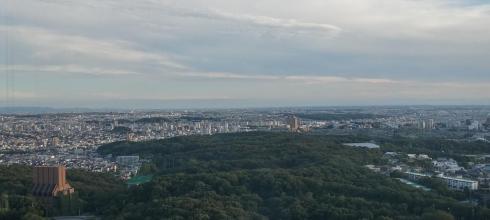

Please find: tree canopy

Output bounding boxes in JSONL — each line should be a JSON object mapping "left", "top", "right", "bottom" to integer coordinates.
{"left": 96, "top": 132, "right": 490, "bottom": 219}
{"left": 2, "top": 132, "right": 490, "bottom": 219}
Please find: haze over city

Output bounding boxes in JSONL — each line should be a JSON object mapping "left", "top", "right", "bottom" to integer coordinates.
{"left": 1, "top": 0, "right": 490, "bottom": 108}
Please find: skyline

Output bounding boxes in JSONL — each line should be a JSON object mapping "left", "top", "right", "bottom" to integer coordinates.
{"left": 1, "top": 0, "right": 490, "bottom": 108}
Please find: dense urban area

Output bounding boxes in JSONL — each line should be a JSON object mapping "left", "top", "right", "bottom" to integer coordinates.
{"left": 2, "top": 106, "right": 490, "bottom": 219}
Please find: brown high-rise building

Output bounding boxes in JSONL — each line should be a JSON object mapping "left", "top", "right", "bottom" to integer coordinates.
{"left": 51, "top": 137, "right": 60, "bottom": 147}
{"left": 288, "top": 116, "right": 300, "bottom": 132}
{"left": 32, "top": 166, "right": 74, "bottom": 197}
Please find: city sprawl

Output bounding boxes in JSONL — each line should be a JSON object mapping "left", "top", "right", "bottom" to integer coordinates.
{"left": 1, "top": 106, "right": 490, "bottom": 185}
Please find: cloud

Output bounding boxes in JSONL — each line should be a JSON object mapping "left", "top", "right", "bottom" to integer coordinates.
{"left": 181, "top": 70, "right": 490, "bottom": 92}
{"left": 2, "top": 0, "right": 490, "bottom": 106}
{"left": 0, "top": 24, "right": 190, "bottom": 79}
{"left": 284, "top": 76, "right": 400, "bottom": 85}
{"left": 181, "top": 8, "right": 342, "bottom": 36}
{"left": 0, "top": 64, "right": 139, "bottom": 76}
{"left": 183, "top": 72, "right": 281, "bottom": 80}
{"left": 185, "top": 71, "right": 401, "bottom": 85}
{"left": 0, "top": 25, "right": 187, "bottom": 69}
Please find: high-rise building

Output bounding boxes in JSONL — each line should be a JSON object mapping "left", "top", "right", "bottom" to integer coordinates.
{"left": 288, "top": 116, "right": 300, "bottom": 132}
{"left": 484, "top": 118, "right": 490, "bottom": 130}
{"left": 51, "top": 137, "right": 60, "bottom": 147}
{"left": 32, "top": 166, "right": 74, "bottom": 197}
{"left": 468, "top": 121, "right": 480, "bottom": 131}
{"left": 425, "top": 119, "right": 436, "bottom": 129}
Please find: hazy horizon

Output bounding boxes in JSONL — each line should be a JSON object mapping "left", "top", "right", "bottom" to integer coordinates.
{"left": 2, "top": 100, "right": 490, "bottom": 112}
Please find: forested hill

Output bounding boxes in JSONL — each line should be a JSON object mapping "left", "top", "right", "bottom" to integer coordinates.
{"left": 0, "top": 166, "right": 125, "bottom": 219}
{"left": 97, "top": 132, "right": 490, "bottom": 220}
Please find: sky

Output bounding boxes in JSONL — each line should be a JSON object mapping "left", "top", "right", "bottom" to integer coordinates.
{"left": 1, "top": 0, "right": 490, "bottom": 108}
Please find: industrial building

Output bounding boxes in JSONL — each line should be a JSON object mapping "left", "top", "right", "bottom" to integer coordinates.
{"left": 32, "top": 166, "right": 75, "bottom": 197}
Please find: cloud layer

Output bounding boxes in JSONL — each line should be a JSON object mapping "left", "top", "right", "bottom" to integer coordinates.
{"left": 1, "top": 0, "right": 490, "bottom": 107}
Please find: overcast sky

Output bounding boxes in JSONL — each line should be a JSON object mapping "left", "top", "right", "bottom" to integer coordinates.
{"left": 1, "top": 0, "right": 490, "bottom": 108}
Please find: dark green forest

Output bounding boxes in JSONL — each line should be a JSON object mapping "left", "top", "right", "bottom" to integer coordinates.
{"left": 96, "top": 132, "right": 490, "bottom": 219}
{"left": 2, "top": 132, "right": 490, "bottom": 219}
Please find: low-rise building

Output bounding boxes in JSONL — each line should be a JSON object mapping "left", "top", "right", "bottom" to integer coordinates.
{"left": 438, "top": 175, "right": 479, "bottom": 191}
{"left": 405, "top": 171, "right": 478, "bottom": 191}
{"left": 116, "top": 156, "right": 140, "bottom": 166}
{"left": 433, "top": 158, "right": 462, "bottom": 173}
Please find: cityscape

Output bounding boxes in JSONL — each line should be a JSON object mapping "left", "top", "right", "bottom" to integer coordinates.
{"left": 2, "top": 106, "right": 490, "bottom": 219}
{"left": 1, "top": 106, "right": 490, "bottom": 183}
{"left": 2, "top": 0, "right": 490, "bottom": 219}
